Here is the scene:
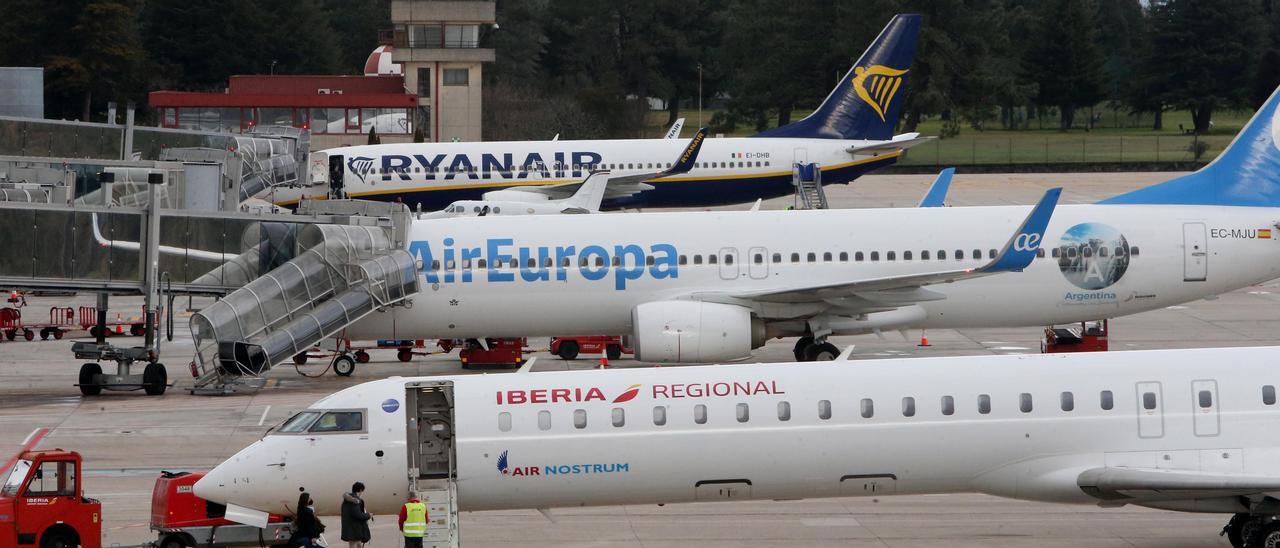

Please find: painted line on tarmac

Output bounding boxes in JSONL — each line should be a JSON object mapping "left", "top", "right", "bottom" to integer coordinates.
{"left": 258, "top": 405, "right": 271, "bottom": 426}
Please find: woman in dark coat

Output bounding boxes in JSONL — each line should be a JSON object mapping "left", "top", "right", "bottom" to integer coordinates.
{"left": 290, "top": 492, "right": 325, "bottom": 547}
{"left": 340, "top": 482, "right": 373, "bottom": 547}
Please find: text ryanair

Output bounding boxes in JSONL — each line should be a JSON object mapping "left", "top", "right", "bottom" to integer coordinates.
{"left": 411, "top": 238, "right": 678, "bottom": 290}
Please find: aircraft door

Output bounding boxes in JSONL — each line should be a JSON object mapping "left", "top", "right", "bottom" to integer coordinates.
{"left": 1191, "top": 379, "right": 1220, "bottom": 437}
{"left": 793, "top": 148, "right": 808, "bottom": 164}
{"left": 747, "top": 247, "right": 768, "bottom": 279}
{"left": 328, "top": 154, "right": 346, "bottom": 199}
{"left": 718, "top": 247, "right": 739, "bottom": 280}
{"left": 1135, "top": 381, "right": 1164, "bottom": 438}
{"left": 1182, "top": 222, "right": 1208, "bottom": 281}
{"left": 407, "top": 382, "right": 456, "bottom": 480}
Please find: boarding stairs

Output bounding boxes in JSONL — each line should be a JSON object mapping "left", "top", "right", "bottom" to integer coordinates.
{"left": 188, "top": 221, "right": 418, "bottom": 394}
{"left": 412, "top": 481, "right": 460, "bottom": 548}
{"left": 792, "top": 162, "right": 828, "bottom": 209}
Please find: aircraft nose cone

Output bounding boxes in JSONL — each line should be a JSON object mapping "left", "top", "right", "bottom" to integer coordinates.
{"left": 193, "top": 465, "right": 231, "bottom": 504}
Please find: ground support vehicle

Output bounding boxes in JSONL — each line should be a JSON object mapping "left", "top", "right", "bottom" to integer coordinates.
{"left": 1042, "top": 320, "right": 1109, "bottom": 353}
{"left": 550, "top": 336, "right": 632, "bottom": 360}
{"left": 1, "top": 448, "right": 102, "bottom": 548}
{"left": 151, "top": 471, "right": 291, "bottom": 548}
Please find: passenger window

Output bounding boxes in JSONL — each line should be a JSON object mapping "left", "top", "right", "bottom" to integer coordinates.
{"left": 646, "top": 256, "right": 656, "bottom": 266}
{"left": 1142, "top": 392, "right": 1157, "bottom": 410}
{"left": 972, "top": 249, "right": 980, "bottom": 259}
{"left": 870, "top": 251, "right": 879, "bottom": 261}
{"left": 477, "top": 259, "right": 487, "bottom": 269}
{"left": 1099, "top": 247, "right": 1109, "bottom": 257}
{"left": 839, "top": 252, "right": 849, "bottom": 262}
{"left": 694, "top": 404, "right": 708, "bottom": 424}
{"left": 573, "top": 409, "right": 587, "bottom": 429}
{"left": 1020, "top": 393, "right": 1032, "bottom": 413}
{"left": 772, "top": 253, "right": 781, "bottom": 263}
{"left": 679, "top": 255, "right": 688, "bottom": 265}
{"left": 1036, "top": 248, "right": 1045, "bottom": 258}
{"left": 938, "top": 250, "right": 946, "bottom": 260}
{"left": 1198, "top": 390, "right": 1212, "bottom": 408}
{"left": 309, "top": 411, "right": 364, "bottom": 433}
{"left": 823, "top": 252, "right": 832, "bottom": 262}
{"left": 736, "top": 403, "right": 750, "bottom": 423}
{"left": 1060, "top": 392, "right": 1074, "bottom": 412}
{"left": 978, "top": 394, "right": 991, "bottom": 414}
{"left": 611, "top": 256, "right": 621, "bottom": 267}
{"left": 777, "top": 401, "right": 791, "bottom": 421}
{"left": 498, "top": 412, "right": 512, "bottom": 432}
{"left": 461, "top": 259, "right": 471, "bottom": 269}
{"left": 754, "top": 253, "right": 763, "bottom": 264}
{"left": 887, "top": 251, "right": 896, "bottom": 261}
{"left": 694, "top": 255, "right": 703, "bottom": 265}
{"left": 538, "top": 410, "right": 551, "bottom": 431}
{"left": 989, "top": 249, "right": 997, "bottom": 258}
{"left": 709, "top": 255, "right": 718, "bottom": 265}
{"left": 1265, "top": 385, "right": 1277, "bottom": 405}
{"left": 724, "top": 254, "right": 733, "bottom": 265}
{"left": 921, "top": 250, "right": 930, "bottom": 260}
{"left": 954, "top": 249, "right": 963, "bottom": 260}
{"left": 860, "top": 398, "right": 874, "bottom": 418}
{"left": 446, "top": 260, "right": 455, "bottom": 269}
{"left": 807, "top": 252, "right": 816, "bottom": 262}
{"left": 902, "top": 397, "right": 916, "bottom": 417}
{"left": 653, "top": 406, "right": 667, "bottom": 426}
{"left": 1052, "top": 248, "right": 1061, "bottom": 258}
{"left": 855, "top": 251, "right": 864, "bottom": 261}
{"left": 904, "top": 250, "right": 912, "bottom": 260}
{"left": 790, "top": 253, "right": 800, "bottom": 263}
{"left": 1101, "top": 390, "right": 1114, "bottom": 410}
{"left": 818, "top": 399, "right": 832, "bottom": 420}
{"left": 612, "top": 407, "right": 625, "bottom": 427}
{"left": 431, "top": 260, "right": 441, "bottom": 270}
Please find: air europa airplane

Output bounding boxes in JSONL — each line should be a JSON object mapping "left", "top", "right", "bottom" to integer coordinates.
{"left": 336, "top": 84, "right": 1280, "bottom": 364}
{"left": 279, "top": 14, "right": 927, "bottom": 210}
{"left": 195, "top": 346, "right": 1280, "bottom": 546}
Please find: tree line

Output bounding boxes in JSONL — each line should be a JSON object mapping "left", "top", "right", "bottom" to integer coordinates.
{"left": 1, "top": 0, "right": 1275, "bottom": 139}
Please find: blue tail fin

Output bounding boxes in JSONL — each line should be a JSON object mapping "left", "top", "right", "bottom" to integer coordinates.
{"left": 1100, "top": 87, "right": 1280, "bottom": 207}
{"left": 752, "top": 14, "right": 921, "bottom": 141}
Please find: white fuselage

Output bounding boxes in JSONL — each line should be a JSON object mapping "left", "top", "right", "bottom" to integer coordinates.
{"left": 195, "top": 346, "right": 1280, "bottom": 516}
{"left": 343, "top": 203, "right": 1280, "bottom": 341}
{"left": 283, "top": 137, "right": 897, "bottom": 210}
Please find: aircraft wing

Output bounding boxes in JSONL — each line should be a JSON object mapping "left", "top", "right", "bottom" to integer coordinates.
{"left": 1077, "top": 467, "right": 1280, "bottom": 505}
{"left": 846, "top": 132, "right": 935, "bottom": 156}
{"left": 510, "top": 128, "right": 708, "bottom": 201}
{"left": 697, "top": 187, "right": 1061, "bottom": 305}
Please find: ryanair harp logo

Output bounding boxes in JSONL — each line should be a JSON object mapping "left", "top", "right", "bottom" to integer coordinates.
{"left": 852, "top": 65, "right": 909, "bottom": 122}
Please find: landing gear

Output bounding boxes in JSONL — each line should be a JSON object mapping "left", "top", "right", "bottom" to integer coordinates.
{"left": 1247, "top": 518, "right": 1280, "bottom": 548}
{"left": 792, "top": 336, "right": 813, "bottom": 361}
{"left": 794, "top": 337, "right": 838, "bottom": 361}
{"left": 332, "top": 353, "right": 356, "bottom": 377}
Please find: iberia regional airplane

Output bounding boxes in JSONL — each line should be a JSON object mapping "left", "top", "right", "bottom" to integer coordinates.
{"left": 279, "top": 14, "right": 928, "bottom": 210}
{"left": 194, "top": 346, "right": 1280, "bottom": 547}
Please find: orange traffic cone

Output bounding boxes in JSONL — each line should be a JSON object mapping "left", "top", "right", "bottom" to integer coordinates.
{"left": 599, "top": 350, "right": 609, "bottom": 369}
{"left": 918, "top": 330, "right": 931, "bottom": 347}
{"left": 115, "top": 313, "right": 124, "bottom": 335}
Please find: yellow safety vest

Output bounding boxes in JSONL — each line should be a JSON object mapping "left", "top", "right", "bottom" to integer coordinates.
{"left": 402, "top": 501, "right": 428, "bottom": 538}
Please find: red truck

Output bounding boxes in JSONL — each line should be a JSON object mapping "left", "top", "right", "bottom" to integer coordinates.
{"left": 2, "top": 440, "right": 289, "bottom": 548}
{"left": 550, "top": 336, "right": 632, "bottom": 361}
{"left": 1, "top": 448, "right": 101, "bottom": 548}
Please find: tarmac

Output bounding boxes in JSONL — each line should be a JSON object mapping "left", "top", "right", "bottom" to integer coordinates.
{"left": 0, "top": 170, "right": 1255, "bottom": 546}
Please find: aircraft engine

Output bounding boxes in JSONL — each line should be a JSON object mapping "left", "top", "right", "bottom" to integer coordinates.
{"left": 631, "top": 301, "right": 766, "bottom": 363}
{"left": 481, "top": 189, "right": 550, "bottom": 202}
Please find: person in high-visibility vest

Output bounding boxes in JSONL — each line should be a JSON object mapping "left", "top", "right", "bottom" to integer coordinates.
{"left": 398, "top": 495, "right": 428, "bottom": 548}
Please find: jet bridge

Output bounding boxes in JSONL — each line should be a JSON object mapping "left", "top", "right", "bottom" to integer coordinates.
{"left": 189, "top": 203, "right": 418, "bottom": 394}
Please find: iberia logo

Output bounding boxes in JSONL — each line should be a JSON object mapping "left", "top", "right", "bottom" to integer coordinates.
{"left": 851, "top": 65, "right": 909, "bottom": 122}
{"left": 613, "top": 384, "right": 642, "bottom": 403}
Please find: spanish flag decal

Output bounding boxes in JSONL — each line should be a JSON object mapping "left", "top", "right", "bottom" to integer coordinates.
{"left": 1260, "top": 228, "right": 1272, "bottom": 239}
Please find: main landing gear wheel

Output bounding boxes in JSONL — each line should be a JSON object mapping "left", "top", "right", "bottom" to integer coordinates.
{"left": 397, "top": 348, "right": 413, "bottom": 362}
{"left": 606, "top": 344, "right": 622, "bottom": 361}
{"left": 1247, "top": 519, "right": 1280, "bottom": 548}
{"left": 354, "top": 350, "right": 371, "bottom": 363}
{"left": 803, "top": 342, "right": 840, "bottom": 361}
{"left": 143, "top": 362, "right": 167, "bottom": 396}
{"left": 78, "top": 363, "right": 102, "bottom": 396}
{"left": 557, "top": 341, "right": 580, "bottom": 360}
{"left": 333, "top": 354, "right": 356, "bottom": 377}
{"left": 792, "top": 336, "right": 814, "bottom": 361}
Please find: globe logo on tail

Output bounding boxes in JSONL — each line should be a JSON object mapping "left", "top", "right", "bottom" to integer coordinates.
{"left": 852, "top": 65, "right": 909, "bottom": 122}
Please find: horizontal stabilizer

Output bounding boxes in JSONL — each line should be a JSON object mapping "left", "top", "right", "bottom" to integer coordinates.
{"left": 846, "top": 133, "right": 934, "bottom": 155}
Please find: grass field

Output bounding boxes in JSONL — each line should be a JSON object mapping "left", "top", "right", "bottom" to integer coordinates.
{"left": 644, "top": 105, "right": 1253, "bottom": 165}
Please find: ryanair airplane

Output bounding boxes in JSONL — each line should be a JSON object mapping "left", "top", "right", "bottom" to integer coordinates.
{"left": 280, "top": 14, "right": 926, "bottom": 210}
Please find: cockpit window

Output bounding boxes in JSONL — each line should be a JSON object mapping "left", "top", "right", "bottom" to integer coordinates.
{"left": 2, "top": 459, "right": 31, "bottom": 496}
{"left": 309, "top": 411, "right": 364, "bottom": 433}
{"left": 277, "top": 411, "right": 322, "bottom": 433}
